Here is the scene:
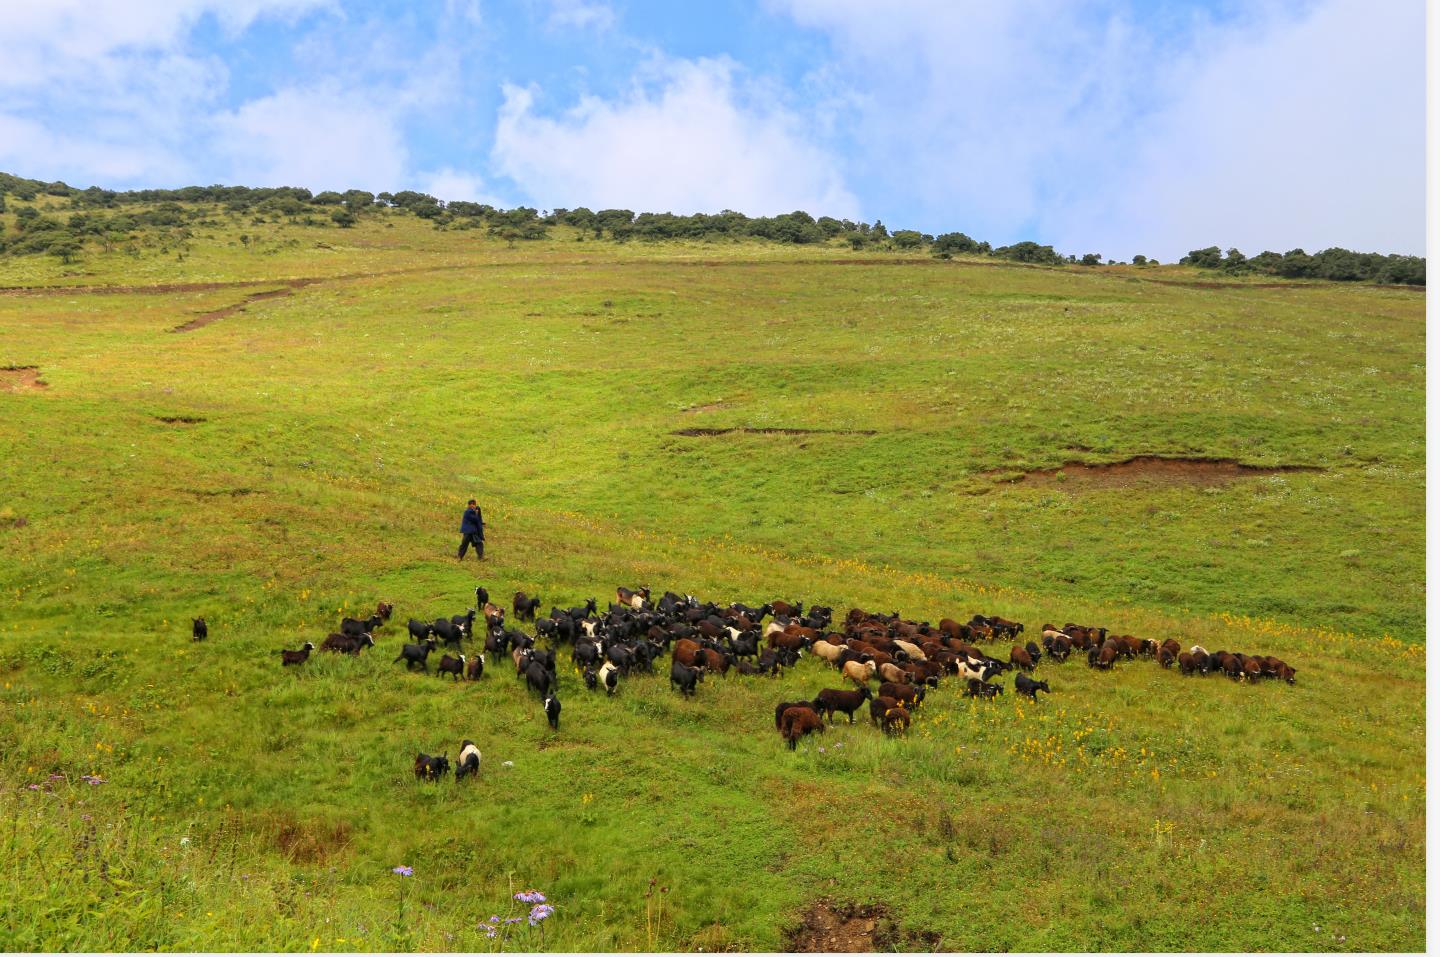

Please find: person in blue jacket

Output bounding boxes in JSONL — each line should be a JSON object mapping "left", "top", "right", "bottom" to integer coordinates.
{"left": 458, "top": 499, "right": 484, "bottom": 561}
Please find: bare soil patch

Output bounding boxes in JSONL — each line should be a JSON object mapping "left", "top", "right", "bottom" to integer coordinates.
{"left": 673, "top": 426, "right": 877, "bottom": 437}
{"left": 155, "top": 415, "right": 207, "bottom": 425}
{"left": 986, "top": 455, "right": 1321, "bottom": 489}
{"left": 170, "top": 286, "right": 299, "bottom": 333}
{"left": 681, "top": 401, "right": 731, "bottom": 414}
{"left": 0, "top": 365, "right": 46, "bottom": 392}
{"left": 786, "top": 899, "right": 940, "bottom": 952}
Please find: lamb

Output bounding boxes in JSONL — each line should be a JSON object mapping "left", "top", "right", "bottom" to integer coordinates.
{"left": 455, "top": 740, "right": 481, "bottom": 781}
{"left": 466, "top": 654, "right": 485, "bottom": 680}
{"left": 544, "top": 695, "right": 561, "bottom": 730}
{"left": 598, "top": 660, "right": 620, "bottom": 696}
{"left": 882, "top": 705, "right": 911, "bottom": 735}
{"left": 779, "top": 706, "right": 824, "bottom": 750}
{"left": 1014, "top": 674, "right": 1050, "bottom": 699}
{"left": 437, "top": 654, "right": 466, "bottom": 681}
{"left": 191, "top": 617, "right": 208, "bottom": 641}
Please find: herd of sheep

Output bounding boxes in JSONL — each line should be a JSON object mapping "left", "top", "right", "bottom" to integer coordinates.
{"left": 235, "top": 582, "right": 1297, "bottom": 770}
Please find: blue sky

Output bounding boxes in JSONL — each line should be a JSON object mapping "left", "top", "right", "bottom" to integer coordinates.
{"left": 0, "top": 0, "right": 1424, "bottom": 260}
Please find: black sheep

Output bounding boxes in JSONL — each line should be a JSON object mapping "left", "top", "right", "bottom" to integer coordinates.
{"left": 475, "top": 586, "right": 489, "bottom": 609}
{"left": 279, "top": 642, "right": 314, "bottom": 666}
{"left": 670, "top": 659, "right": 704, "bottom": 696}
{"left": 414, "top": 752, "right": 450, "bottom": 780}
{"left": 191, "top": 617, "right": 208, "bottom": 641}
{"left": 813, "top": 686, "right": 873, "bottom": 724}
{"left": 525, "top": 660, "right": 555, "bottom": 697}
{"left": 394, "top": 637, "right": 438, "bottom": 672}
{"left": 1015, "top": 674, "right": 1050, "bottom": 699}
{"left": 544, "top": 695, "right": 561, "bottom": 730}
{"left": 406, "top": 618, "right": 434, "bottom": 642}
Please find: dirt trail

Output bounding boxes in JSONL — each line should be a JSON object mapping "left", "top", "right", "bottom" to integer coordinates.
{"left": 170, "top": 286, "right": 303, "bottom": 333}
{"left": 786, "top": 899, "right": 940, "bottom": 952}
{"left": 985, "top": 455, "right": 1322, "bottom": 488}
{"left": 673, "top": 426, "right": 877, "bottom": 437}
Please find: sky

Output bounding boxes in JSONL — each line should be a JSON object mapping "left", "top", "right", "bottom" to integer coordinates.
{"left": 0, "top": 0, "right": 1424, "bottom": 261}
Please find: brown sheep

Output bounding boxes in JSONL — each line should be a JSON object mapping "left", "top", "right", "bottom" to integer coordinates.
{"left": 869, "top": 695, "right": 899, "bottom": 726}
{"left": 882, "top": 705, "right": 911, "bottom": 735}
{"left": 1009, "top": 645, "right": 1036, "bottom": 672}
{"left": 878, "top": 661, "right": 909, "bottom": 685}
{"left": 780, "top": 706, "right": 825, "bottom": 750}
{"left": 878, "top": 681, "right": 924, "bottom": 707}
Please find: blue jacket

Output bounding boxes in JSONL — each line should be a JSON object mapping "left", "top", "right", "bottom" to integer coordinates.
{"left": 460, "top": 506, "right": 484, "bottom": 536}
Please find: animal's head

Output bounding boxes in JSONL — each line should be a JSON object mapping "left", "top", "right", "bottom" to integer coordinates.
{"left": 303, "top": 642, "right": 314, "bottom": 651}
{"left": 193, "top": 617, "right": 204, "bottom": 626}
{"left": 363, "top": 634, "right": 375, "bottom": 648}
{"left": 1037, "top": 680, "right": 1051, "bottom": 693}
{"left": 860, "top": 685, "right": 873, "bottom": 701}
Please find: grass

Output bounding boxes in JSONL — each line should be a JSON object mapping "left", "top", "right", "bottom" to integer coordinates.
{"left": 0, "top": 206, "right": 1425, "bottom": 951}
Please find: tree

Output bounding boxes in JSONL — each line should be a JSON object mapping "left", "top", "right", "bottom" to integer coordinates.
{"left": 1132, "top": 254, "right": 1147, "bottom": 265}
{"left": 1179, "top": 246, "right": 1223, "bottom": 268}
{"left": 934, "top": 232, "right": 980, "bottom": 254}
{"left": 891, "top": 229, "right": 927, "bottom": 249}
{"left": 1222, "top": 248, "right": 1249, "bottom": 273}
{"left": 48, "top": 238, "right": 82, "bottom": 263}
{"left": 1080, "top": 253, "right": 1102, "bottom": 266}
{"left": 330, "top": 208, "right": 356, "bottom": 228}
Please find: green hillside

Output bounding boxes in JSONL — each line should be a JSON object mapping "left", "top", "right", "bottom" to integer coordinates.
{"left": 0, "top": 200, "right": 1424, "bottom": 951}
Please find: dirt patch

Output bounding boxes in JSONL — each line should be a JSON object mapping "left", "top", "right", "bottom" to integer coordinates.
{"left": 0, "top": 516, "right": 28, "bottom": 530}
{"left": 673, "top": 426, "right": 877, "bottom": 437}
{"left": 181, "top": 487, "right": 260, "bottom": 497}
{"left": 170, "top": 286, "right": 300, "bottom": 333}
{"left": 268, "top": 815, "right": 353, "bottom": 864}
{"left": 681, "top": 401, "right": 731, "bottom": 414}
{"left": 786, "top": 899, "right": 939, "bottom": 953}
{"left": 155, "top": 414, "right": 206, "bottom": 425}
{"left": 985, "top": 455, "right": 1322, "bottom": 488}
{"left": 1, "top": 365, "right": 47, "bottom": 392}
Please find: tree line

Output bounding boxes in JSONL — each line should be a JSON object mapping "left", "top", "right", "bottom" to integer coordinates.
{"left": 0, "top": 171, "right": 1424, "bottom": 284}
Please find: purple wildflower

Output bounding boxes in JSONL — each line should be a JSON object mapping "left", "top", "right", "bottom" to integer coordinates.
{"left": 81, "top": 774, "right": 105, "bottom": 786}
{"left": 391, "top": 865, "right": 413, "bottom": 877}
{"left": 514, "top": 889, "right": 546, "bottom": 904}
{"left": 504, "top": 917, "right": 523, "bottom": 925}
{"left": 49, "top": 773, "right": 65, "bottom": 781}
{"left": 528, "top": 904, "right": 555, "bottom": 926}
{"left": 26, "top": 784, "right": 41, "bottom": 791}
{"left": 488, "top": 915, "right": 500, "bottom": 923}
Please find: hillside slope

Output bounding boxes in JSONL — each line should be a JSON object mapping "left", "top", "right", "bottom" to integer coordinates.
{"left": 0, "top": 209, "right": 1424, "bottom": 951}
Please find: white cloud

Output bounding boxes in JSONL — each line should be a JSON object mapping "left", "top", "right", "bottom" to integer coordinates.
{"left": 544, "top": 0, "right": 615, "bottom": 32}
{"left": 1067, "top": 0, "right": 1425, "bottom": 259}
{"left": 491, "top": 57, "right": 859, "bottom": 218}
{"left": 775, "top": 0, "right": 1424, "bottom": 259}
{"left": 419, "top": 168, "right": 509, "bottom": 207}
{"left": 211, "top": 86, "right": 409, "bottom": 191}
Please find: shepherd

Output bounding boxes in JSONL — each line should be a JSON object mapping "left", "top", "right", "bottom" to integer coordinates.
{"left": 458, "top": 498, "right": 485, "bottom": 561}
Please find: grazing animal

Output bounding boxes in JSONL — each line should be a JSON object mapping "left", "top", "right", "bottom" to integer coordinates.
{"left": 882, "top": 705, "right": 911, "bottom": 735}
{"left": 779, "top": 706, "right": 824, "bottom": 750}
{"left": 1010, "top": 645, "right": 1036, "bottom": 672}
{"left": 775, "top": 700, "right": 820, "bottom": 729}
{"left": 964, "top": 678, "right": 1002, "bottom": 699}
{"left": 598, "top": 660, "right": 620, "bottom": 696}
{"left": 616, "top": 585, "right": 651, "bottom": 610}
{"left": 842, "top": 659, "right": 876, "bottom": 686}
{"left": 1177, "top": 652, "right": 1197, "bottom": 675}
{"left": 394, "top": 637, "right": 438, "bottom": 672}
{"left": 669, "top": 659, "right": 704, "bottom": 696}
{"left": 279, "top": 642, "right": 314, "bottom": 666}
{"left": 813, "top": 687, "right": 872, "bottom": 724}
{"left": 406, "top": 618, "right": 434, "bottom": 642}
{"left": 878, "top": 661, "right": 910, "bottom": 685}
{"left": 191, "top": 617, "right": 208, "bottom": 641}
{"left": 878, "top": 681, "right": 924, "bottom": 707}
{"left": 376, "top": 601, "right": 394, "bottom": 621}
{"left": 455, "top": 740, "right": 481, "bottom": 780}
{"left": 413, "top": 752, "right": 450, "bottom": 780}
{"left": 869, "top": 695, "right": 900, "bottom": 726}
{"left": 544, "top": 695, "right": 561, "bottom": 730}
{"left": 1025, "top": 640, "right": 1043, "bottom": 662}
{"left": 525, "top": 660, "right": 555, "bottom": 697}
{"left": 1158, "top": 648, "right": 1175, "bottom": 669}
{"left": 341, "top": 614, "right": 383, "bottom": 637}
{"left": 1014, "top": 674, "right": 1050, "bottom": 699}
{"left": 466, "top": 654, "right": 485, "bottom": 680}
{"left": 475, "top": 586, "right": 489, "bottom": 609}
{"left": 513, "top": 592, "right": 541, "bottom": 622}
{"left": 321, "top": 632, "right": 374, "bottom": 655}
{"left": 437, "top": 654, "right": 466, "bottom": 681}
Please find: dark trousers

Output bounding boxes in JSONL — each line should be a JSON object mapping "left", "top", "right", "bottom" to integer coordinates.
{"left": 458, "top": 533, "right": 484, "bottom": 559}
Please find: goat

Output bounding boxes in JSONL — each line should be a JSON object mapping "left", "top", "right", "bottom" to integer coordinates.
{"left": 279, "top": 642, "right": 314, "bottom": 666}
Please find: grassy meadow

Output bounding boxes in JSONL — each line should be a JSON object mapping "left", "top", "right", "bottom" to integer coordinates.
{"left": 0, "top": 206, "right": 1425, "bottom": 951}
